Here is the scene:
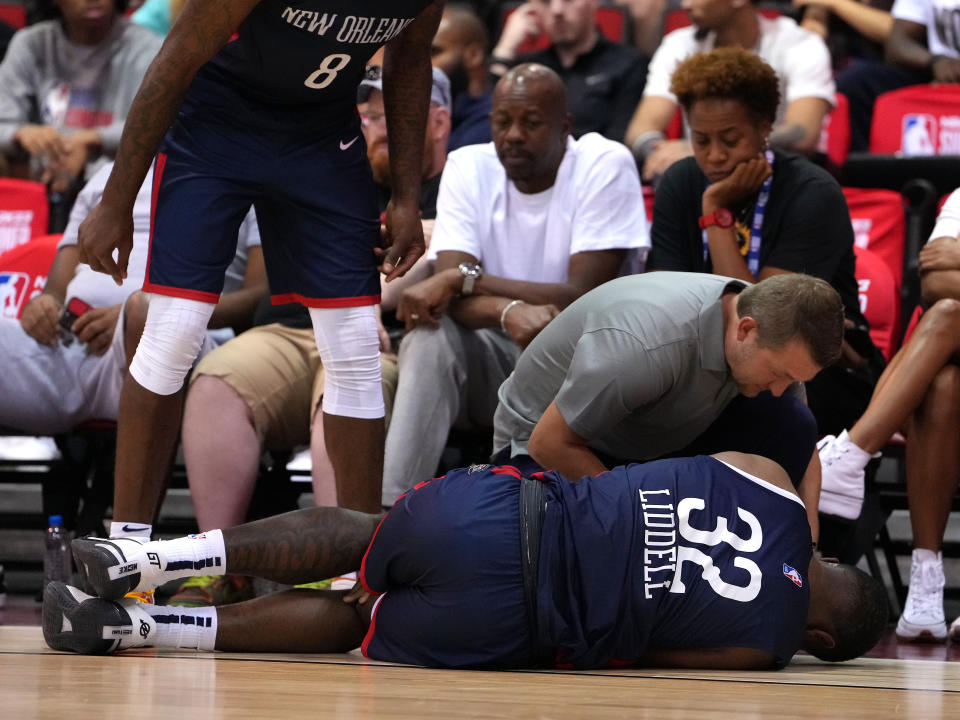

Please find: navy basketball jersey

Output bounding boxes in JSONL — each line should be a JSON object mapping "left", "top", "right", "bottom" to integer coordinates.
{"left": 536, "top": 455, "right": 812, "bottom": 669}
{"left": 203, "top": 1, "right": 431, "bottom": 104}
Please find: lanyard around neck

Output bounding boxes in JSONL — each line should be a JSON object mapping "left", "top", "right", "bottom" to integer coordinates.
{"left": 701, "top": 150, "right": 775, "bottom": 280}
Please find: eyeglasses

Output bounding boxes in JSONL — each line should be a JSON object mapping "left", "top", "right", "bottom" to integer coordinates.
{"left": 360, "top": 112, "right": 386, "bottom": 129}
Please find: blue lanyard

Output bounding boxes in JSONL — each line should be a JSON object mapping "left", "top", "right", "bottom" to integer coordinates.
{"left": 701, "top": 150, "right": 774, "bottom": 279}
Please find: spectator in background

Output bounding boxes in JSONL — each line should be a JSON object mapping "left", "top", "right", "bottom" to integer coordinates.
{"left": 0, "top": 0, "right": 161, "bottom": 202}
{"left": 646, "top": 47, "right": 884, "bottom": 528}
{"left": 491, "top": 0, "right": 648, "bottom": 142}
{"left": 179, "top": 66, "right": 451, "bottom": 541}
{"left": 380, "top": 64, "right": 648, "bottom": 505}
{"left": 0, "top": 160, "right": 264, "bottom": 437}
{"left": 432, "top": 3, "right": 495, "bottom": 151}
{"left": 626, "top": 0, "right": 834, "bottom": 184}
{"left": 817, "top": 189, "right": 960, "bottom": 643}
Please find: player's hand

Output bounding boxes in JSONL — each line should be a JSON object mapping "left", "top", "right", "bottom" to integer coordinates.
{"left": 72, "top": 304, "right": 120, "bottom": 356}
{"left": 702, "top": 154, "right": 773, "bottom": 212}
{"left": 503, "top": 302, "right": 559, "bottom": 349}
{"left": 642, "top": 139, "right": 693, "bottom": 182}
{"left": 20, "top": 293, "right": 63, "bottom": 347}
{"left": 919, "top": 236, "right": 960, "bottom": 273}
{"left": 13, "top": 125, "right": 67, "bottom": 165}
{"left": 343, "top": 580, "right": 372, "bottom": 605}
{"left": 77, "top": 200, "right": 134, "bottom": 287}
{"left": 379, "top": 200, "right": 425, "bottom": 281}
{"left": 396, "top": 269, "right": 458, "bottom": 330}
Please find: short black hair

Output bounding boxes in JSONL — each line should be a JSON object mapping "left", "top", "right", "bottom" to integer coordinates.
{"left": 811, "top": 564, "right": 889, "bottom": 662}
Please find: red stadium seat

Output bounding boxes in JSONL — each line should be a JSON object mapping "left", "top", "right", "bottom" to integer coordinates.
{"left": 0, "top": 2, "right": 26, "bottom": 29}
{"left": 818, "top": 91, "right": 850, "bottom": 170}
{"left": 853, "top": 245, "right": 900, "bottom": 362}
{"left": 869, "top": 83, "right": 960, "bottom": 156}
{"left": 502, "top": 3, "right": 632, "bottom": 54}
{"left": 843, "top": 187, "right": 906, "bottom": 288}
{"left": 0, "top": 234, "right": 61, "bottom": 320}
{"left": 0, "top": 178, "right": 50, "bottom": 256}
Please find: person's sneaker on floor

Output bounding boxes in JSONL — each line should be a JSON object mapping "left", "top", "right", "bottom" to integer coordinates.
{"left": 817, "top": 430, "right": 871, "bottom": 520}
{"left": 43, "top": 582, "right": 156, "bottom": 654}
{"left": 949, "top": 615, "right": 960, "bottom": 643}
{"left": 896, "top": 549, "right": 947, "bottom": 642}
{"left": 71, "top": 536, "right": 148, "bottom": 600}
{"left": 169, "top": 575, "right": 253, "bottom": 607}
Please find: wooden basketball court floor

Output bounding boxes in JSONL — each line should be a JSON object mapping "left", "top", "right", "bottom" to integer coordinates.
{"left": 3, "top": 626, "right": 959, "bottom": 719}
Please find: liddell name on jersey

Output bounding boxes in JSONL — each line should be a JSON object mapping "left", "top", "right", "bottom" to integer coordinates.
{"left": 280, "top": 8, "right": 415, "bottom": 45}
{"left": 639, "top": 488, "right": 764, "bottom": 603}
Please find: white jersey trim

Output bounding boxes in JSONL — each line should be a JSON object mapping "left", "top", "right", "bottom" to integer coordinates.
{"left": 714, "top": 459, "right": 806, "bottom": 508}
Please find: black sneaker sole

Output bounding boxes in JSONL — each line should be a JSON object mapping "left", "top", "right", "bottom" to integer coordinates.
{"left": 71, "top": 538, "right": 141, "bottom": 600}
{"left": 42, "top": 582, "right": 131, "bottom": 655}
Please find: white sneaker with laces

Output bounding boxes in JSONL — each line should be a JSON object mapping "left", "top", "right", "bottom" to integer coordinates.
{"left": 43, "top": 582, "right": 156, "bottom": 654}
{"left": 817, "top": 430, "right": 870, "bottom": 519}
{"left": 896, "top": 551, "right": 947, "bottom": 642}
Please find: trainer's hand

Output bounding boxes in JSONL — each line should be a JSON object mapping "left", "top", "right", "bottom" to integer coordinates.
{"left": 379, "top": 200, "right": 425, "bottom": 281}
{"left": 77, "top": 201, "right": 134, "bottom": 287}
{"left": 20, "top": 293, "right": 63, "bottom": 347}
{"left": 72, "top": 304, "right": 120, "bottom": 356}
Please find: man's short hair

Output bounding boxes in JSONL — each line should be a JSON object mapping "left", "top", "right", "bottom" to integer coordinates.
{"left": 736, "top": 274, "right": 844, "bottom": 368}
{"left": 810, "top": 564, "right": 889, "bottom": 662}
{"left": 670, "top": 46, "right": 780, "bottom": 128}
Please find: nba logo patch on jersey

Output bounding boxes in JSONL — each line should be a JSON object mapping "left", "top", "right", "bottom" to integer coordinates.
{"left": 0, "top": 272, "right": 29, "bottom": 319}
{"left": 901, "top": 114, "right": 937, "bottom": 156}
{"left": 782, "top": 564, "right": 803, "bottom": 588}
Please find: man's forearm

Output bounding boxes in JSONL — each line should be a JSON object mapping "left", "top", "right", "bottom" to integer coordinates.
{"left": 208, "top": 286, "right": 267, "bottom": 332}
{"left": 921, "top": 270, "right": 960, "bottom": 304}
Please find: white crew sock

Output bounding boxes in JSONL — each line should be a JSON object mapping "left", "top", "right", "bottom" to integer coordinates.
{"left": 133, "top": 530, "right": 228, "bottom": 592}
{"left": 110, "top": 521, "right": 152, "bottom": 541}
{"left": 913, "top": 548, "right": 943, "bottom": 566}
{"left": 837, "top": 429, "right": 873, "bottom": 468}
{"left": 146, "top": 604, "right": 218, "bottom": 650}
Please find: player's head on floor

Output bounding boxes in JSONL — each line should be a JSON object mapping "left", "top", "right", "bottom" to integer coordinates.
{"left": 803, "top": 559, "right": 889, "bottom": 662}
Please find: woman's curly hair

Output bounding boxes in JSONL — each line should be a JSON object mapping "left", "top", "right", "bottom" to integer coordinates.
{"left": 670, "top": 46, "right": 780, "bottom": 127}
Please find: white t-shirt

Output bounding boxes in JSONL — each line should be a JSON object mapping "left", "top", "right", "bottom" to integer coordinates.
{"left": 892, "top": 0, "right": 960, "bottom": 58}
{"left": 643, "top": 15, "right": 836, "bottom": 123}
{"left": 930, "top": 188, "right": 960, "bottom": 242}
{"left": 428, "top": 133, "right": 649, "bottom": 280}
{"left": 60, "top": 163, "right": 261, "bottom": 307}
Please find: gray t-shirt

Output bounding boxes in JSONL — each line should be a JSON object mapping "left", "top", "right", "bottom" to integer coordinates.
{"left": 493, "top": 272, "right": 747, "bottom": 461}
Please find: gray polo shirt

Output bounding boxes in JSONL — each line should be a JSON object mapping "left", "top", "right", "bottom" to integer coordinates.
{"left": 493, "top": 272, "right": 747, "bottom": 461}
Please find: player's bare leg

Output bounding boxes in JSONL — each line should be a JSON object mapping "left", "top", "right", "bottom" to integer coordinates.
{"left": 324, "top": 413, "right": 384, "bottom": 512}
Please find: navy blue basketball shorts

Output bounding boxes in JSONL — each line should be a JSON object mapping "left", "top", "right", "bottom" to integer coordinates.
{"left": 144, "top": 110, "right": 381, "bottom": 307}
{"left": 359, "top": 465, "right": 536, "bottom": 669}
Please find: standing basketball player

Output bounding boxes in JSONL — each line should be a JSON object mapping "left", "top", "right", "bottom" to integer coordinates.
{"left": 76, "top": 0, "right": 445, "bottom": 536}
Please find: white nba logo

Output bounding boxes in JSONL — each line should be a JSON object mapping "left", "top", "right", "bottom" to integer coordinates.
{"left": 901, "top": 114, "right": 937, "bottom": 156}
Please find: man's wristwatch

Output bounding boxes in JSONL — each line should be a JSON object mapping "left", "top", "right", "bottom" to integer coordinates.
{"left": 458, "top": 262, "right": 482, "bottom": 295}
{"left": 698, "top": 208, "right": 735, "bottom": 230}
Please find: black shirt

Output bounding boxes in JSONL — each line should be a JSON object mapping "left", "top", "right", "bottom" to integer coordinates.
{"left": 647, "top": 152, "right": 869, "bottom": 331}
{"left": 516, "top": 34, "right": 647, "bottom": 142}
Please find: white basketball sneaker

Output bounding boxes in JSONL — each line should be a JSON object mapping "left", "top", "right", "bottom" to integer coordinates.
{"left": 817, "top": 430, "right": 870, "bottom": 520}
{"left": 43, "top": 582, "right": 156, "bottom": 654}
{"left": 896, "top": 551, "right": 947, "bottom": 642}
{"left": 71, "top": 536, "right": 151, "bottom": 600}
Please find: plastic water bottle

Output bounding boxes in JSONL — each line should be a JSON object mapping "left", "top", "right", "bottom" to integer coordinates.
{"left": 43, "top": 515, "right": 72, "bottom": 589}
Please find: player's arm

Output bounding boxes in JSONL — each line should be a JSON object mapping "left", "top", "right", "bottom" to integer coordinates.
{"left": 380, "top": 0, "right": 445, "bottom": 280}
{"left": 78, "top": 0, "right": 262, "bottom": 284}
{"left": 640, "top": 646, "right": 775, "bottom": 670}
{"left": 528, "top": 401, "right": 608, "bottom": 481}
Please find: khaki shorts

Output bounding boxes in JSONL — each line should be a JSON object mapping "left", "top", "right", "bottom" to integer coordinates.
{"left": 191, "top": 323, "right": 398, "bottom": 450}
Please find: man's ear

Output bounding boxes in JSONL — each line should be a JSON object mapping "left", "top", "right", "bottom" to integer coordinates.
{"left": 803, "top": 628, "right": 836, "bottom": 651}
{"left": 736, "top": 315, "right": 758, "bottom": 342}
{"left": 464, "top": 41, "right": 485, "bottom": 70}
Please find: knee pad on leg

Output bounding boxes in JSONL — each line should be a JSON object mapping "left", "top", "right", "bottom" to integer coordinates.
{"left": 129, "top": 295, "right": 213, "bottom": 396}
{"left": 309, "top": 305, "right": 383, "bottom": 419}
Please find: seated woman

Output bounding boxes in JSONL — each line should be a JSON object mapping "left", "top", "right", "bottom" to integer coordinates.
{"left": 818, "top": 188, "right": 960, "bottom": 643}
{"left": 646, "top": 46, "right": 885, "bottom": 527}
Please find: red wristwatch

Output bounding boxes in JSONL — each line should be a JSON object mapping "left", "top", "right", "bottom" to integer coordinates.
{"left": 699, "top": 208, "right": 734, "bottom": 230}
